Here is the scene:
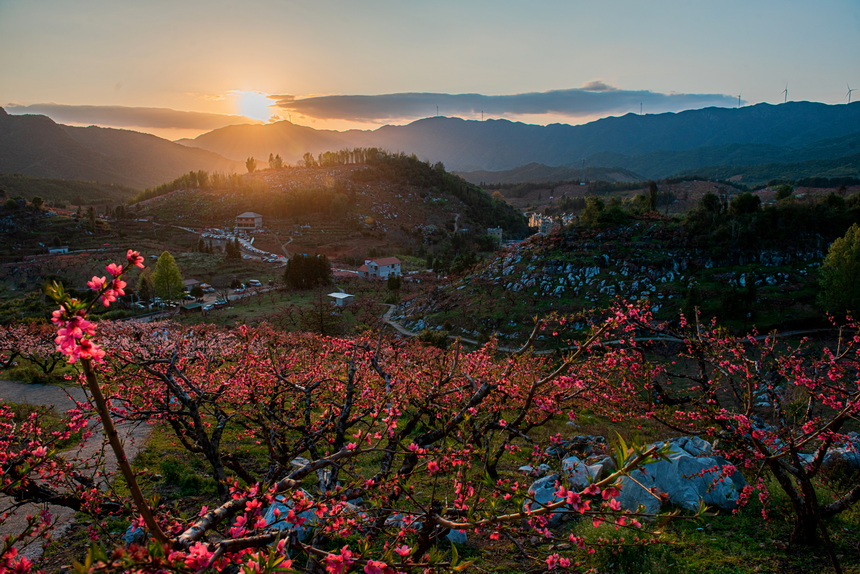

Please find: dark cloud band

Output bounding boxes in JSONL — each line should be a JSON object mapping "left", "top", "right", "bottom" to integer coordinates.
{"left": 3, "top": 104, "right": 259, "bottom": 130}
{"left": 272, "top": 84, "right": 738, "bottom": 122}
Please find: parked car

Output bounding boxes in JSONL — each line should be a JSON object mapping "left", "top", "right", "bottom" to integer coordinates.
{"left": 247, "top": 279, "right": 262, "bottom": 287}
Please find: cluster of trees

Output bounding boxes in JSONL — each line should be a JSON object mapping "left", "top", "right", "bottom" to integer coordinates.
{"left": 131, "top": 170, "right": 249, "bottom": 204}
{"left": 282, "top": 253, "right": 332, "bottom": 289}
{"left": 131, "top": 170, "right": 213, "bottom": 203}
{"left": 302, "top": 147, "right": 386, "bottom": 168}
{"left": 684, "top": 189, "right": 860, "bottom": 256}
{"left": 268, "top": 153, "right": 283, "bottom": 169}
{"left": 224, "top": 237, "right": 242, "bottom": 260}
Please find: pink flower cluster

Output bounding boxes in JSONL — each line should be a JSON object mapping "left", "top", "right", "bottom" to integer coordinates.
{"left": 51, "top": 250, "right": 145, "bottom": 363}
{"left": 88, "top": 260, "right": 129, "bottom": 307}
{"left": 52, "top": 310, "right": 104, "bottom": 363}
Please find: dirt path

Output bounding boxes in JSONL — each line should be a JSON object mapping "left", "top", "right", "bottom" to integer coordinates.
{"left": 0, "top": 379, "right": 152, "bottom": 560}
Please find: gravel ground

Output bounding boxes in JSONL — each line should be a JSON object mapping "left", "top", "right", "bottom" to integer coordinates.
{"left": 0, "top": 379, "right": 152, "bottom": 561}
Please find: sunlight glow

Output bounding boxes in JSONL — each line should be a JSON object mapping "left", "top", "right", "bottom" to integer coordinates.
{"left": 234, "top": 91, "right": 274, "bottom": 122}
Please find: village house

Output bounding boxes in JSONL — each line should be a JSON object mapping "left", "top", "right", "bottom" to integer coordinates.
{"left": 235, "top": 212, "right": 263, "bottom": 231}
{"left": 327, "top": 292, "right": 355, "bottom": 307}
{"left": 358, "top": 257, "right": 401, "bottom": 279}
{"left": 487, "top": 227, "right": 503, "bottom": 244}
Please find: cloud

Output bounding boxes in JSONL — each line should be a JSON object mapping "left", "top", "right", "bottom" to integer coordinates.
{"left": 3, "top": 103, "right": 261, "bottom": 130}
{"left": 272, "top": 83, "right": 738, "bottom": 123}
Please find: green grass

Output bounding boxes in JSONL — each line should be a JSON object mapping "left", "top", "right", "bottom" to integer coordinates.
{"left": 1, "top": 360, "right": 78, "bottom": 386}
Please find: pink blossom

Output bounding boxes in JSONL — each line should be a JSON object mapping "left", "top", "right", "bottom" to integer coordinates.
{"left": 127, "top": 249, "right": 145, "bottom": 268}
{"left": 183, "top": 541, "right": 213, "bottom": 570}
{"left": 364, "top": 560, "right": 391, "bottom": 574}
{"left": 324, "top": 546, "right": 355, "bottom": 574}
{"left": 105, "top": 262, "right": 123, "bottom": 276}
{"left": 87, "top": 276, "right": 107, "bottom": 291}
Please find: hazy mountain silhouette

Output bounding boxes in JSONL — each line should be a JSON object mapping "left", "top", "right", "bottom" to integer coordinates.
{"left": 0, "top": 107, "right": 241, "bottom": 189}
{"left": 3, "top": 102, "right": 859, "bottom": 191}
{"left": 181, "top": 101, "right": 860, "bottom": 178}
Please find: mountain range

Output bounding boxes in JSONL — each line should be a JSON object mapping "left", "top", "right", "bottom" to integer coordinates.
{"left": 0, "top": 107, "right": 241, "bottom": 189}
{"left": 2, "top": 102, "right": 859, "bottom": 190}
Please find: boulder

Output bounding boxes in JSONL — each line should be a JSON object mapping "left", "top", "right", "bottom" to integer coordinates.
{"left": 445, "top": 529, "right": 468, "bottom": 545}
{"left": 524, "top": 474, "right": 565, "bottom": 527}
{"left": 263, "top": 491, "right": 319, "bottom": 542}
{"left": 122, "top": 525, "right": 146, "bottom": 546}
{"left": 822, "top": 432, "right": 860, "bottom": 472}
{"left": 561, "top": 456, "right": 593, "bottom": 490}
{"left": 617, "top": 437, "right": 746, "bottom": 515}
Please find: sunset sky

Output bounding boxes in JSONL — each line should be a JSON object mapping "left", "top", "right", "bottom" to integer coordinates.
{"left": 2, "top": 0, "right": 858, "bottom": 140}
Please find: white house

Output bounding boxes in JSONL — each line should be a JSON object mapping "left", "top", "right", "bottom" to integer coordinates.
{"left": 235, "top": 212, "right": 263, "bottom": 231}
{"left": 357, "top": 257, "right": 401, "bottom": 279}
{"left": 327, "top": 292, "right": 354, "bottom": 307}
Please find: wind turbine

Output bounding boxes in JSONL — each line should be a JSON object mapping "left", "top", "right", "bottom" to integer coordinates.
{"left": 782, "top": 83, "right": 789, "bottom": 103}
{"left": 847, "top": 84, "right": 856, "bottom": 104}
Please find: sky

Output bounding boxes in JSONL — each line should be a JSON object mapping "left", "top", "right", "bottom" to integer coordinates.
{"left": 1, "top": 0, "right": 858, "bottom": 140}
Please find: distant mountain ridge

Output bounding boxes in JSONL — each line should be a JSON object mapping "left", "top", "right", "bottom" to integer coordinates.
{"left": 0, "top": 107, "right": 241, "bottom": 189}
{"left": 179, "top": 101, "right": 860, "bottom": 180}
{"left": 3, "top": 102, "right": 859, "bottom": 191}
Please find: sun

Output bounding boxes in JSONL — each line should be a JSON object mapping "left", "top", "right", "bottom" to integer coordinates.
{"left": 234, "top": 91, "right": 274, "bottom": 122}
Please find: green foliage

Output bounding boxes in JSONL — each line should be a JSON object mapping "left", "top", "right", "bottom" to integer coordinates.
{"left": 818, "top": 223, "right": 860, "bottom": 314}
{"left": 774, "top": 184, "right": 794, "bottom": 200}
{"left": 283, "top": 254, "right": 332, "bottom": 289}
{"left": 152, "top": 251, "right": 184, "bottom": 300}
{"left": 386, "top": 273, "right": 402, "bottom": 293}
{"left": 417, "top": 328, "right": 450, "bottom": 348}
{"left": 728, "top": 192, "right": 761, "bottom": 216}
{"left": 225, "top": 238, "right": 242, "bottom": 260}
{"left": 648, "top": 180, "right": 658, "bottom": 211}
{"left": 136, "top": 269, "right": 154, "bottom": 302}
{"left": 700, "top": 192, "right": 723, "bottom": 214}
{"left": 131, "top": 170, "right": 213, "bottom": 203}
{"left": 0, "top": 173, "right": 137, "bottom": 206}
{"left": 580, "top": 196, "right": 630, "bottom": 227}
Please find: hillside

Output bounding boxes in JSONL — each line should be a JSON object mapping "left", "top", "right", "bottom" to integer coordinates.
{"left": 179, "top": 102, "right": 860, "bottom": 177}
{"left": 391, "top": 192, "right": 860, "bottom": 340}
{"left": 455, "top": 163, "right": 642, "bottom": 185}
{"left": 0, "top": 107, "right": 241, "bottom": 189}
{"left": 136, "top": 153, "right": 529, "bottom": 262}
{"left": 0, "top": 173, "right": 137, "bottom": 206}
